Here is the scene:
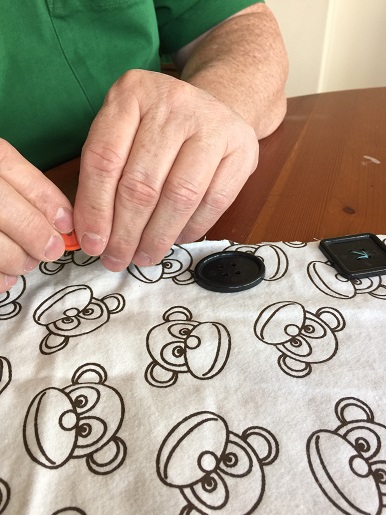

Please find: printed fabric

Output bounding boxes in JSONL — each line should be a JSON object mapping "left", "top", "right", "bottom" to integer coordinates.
{"left": 1, "top": 237, "right": 385, "bottom": 514}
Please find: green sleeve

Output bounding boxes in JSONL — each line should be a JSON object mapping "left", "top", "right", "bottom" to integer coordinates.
{"left": 154, "top": 0, "right": 265, "bottom": 54}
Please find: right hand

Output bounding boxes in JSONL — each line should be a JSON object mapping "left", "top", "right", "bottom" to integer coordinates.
{"left": 0, "top": 139, "right": 74, "bottom": 293}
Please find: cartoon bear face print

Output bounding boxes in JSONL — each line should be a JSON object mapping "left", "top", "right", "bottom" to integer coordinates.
{"left": 0, "top": 478, "right": 10, "bottom": 514}
{"left": 283, "top": 241, "right": 307, "bottom": 248}
{"left": 0, "top": 275, "right": 26, "bottom": 320}
{"left": 308, "top": 260, "right": 386, "bottom": 300}
{"left": 0, "top": 357, "right": 11, "bottom": 395}
{"left": 224, "top": 243, "right": 288, "bottom": 281}
{"left": 307, "top": 397, "right": 386, "bottom": 515}
{"left": 33, "top": 285, "right": 125, "bottom": 354}
{"left": 128, "top": 245, "right": 195, "bottom": 285}
{"left": 254, "top": 301, "right": 346, "bottom": 377}
{"left": 145, "top": 307, "right": 231, "bottom": 388}
{"left": 23, "top": 363, "right": 126, "bottom": 475}
{"left": 39, "top": 250, "right": 99, "bottom": 275}
{"left": 157, "top": 411, "right": 279, "bottom": 514}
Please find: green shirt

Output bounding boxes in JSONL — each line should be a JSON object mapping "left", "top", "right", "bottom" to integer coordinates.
{"left": 0, "top": 0, "right": 262, "bottom": 170}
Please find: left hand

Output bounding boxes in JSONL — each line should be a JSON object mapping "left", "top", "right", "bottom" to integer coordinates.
{"left": 74, "top": 69, "right": 259, "bottom": 271}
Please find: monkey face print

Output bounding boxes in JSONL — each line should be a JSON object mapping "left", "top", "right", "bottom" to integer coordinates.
{"left": 308, "top": 260, "right": 386, "bottom": 300}
{"left": 145, "top": 306, "right": 231, "bottom": 388}
{"left": 23, "top": 363, "right": 126, "bottom": 475}
{"left": 254, "top": 301, "right": 346, "bottom": 377}
{"left": 33, "top": 285, "right": 125, "bottom": 354}
{"left": 157, "top": 411, "right": 279, "bottom": 514}
{"left": 0, "top": 275, "right": 26, "bottom": 320}
{"left": 128, "top": 245, "right": 195, "bottom": 285}
{"left": 307, "top": 397, "right": 386, "bottom": 515}
{"left": 39, "top": 250, "right": 99, "bottom": 275}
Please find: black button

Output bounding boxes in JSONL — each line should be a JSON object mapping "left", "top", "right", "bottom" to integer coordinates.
{"left": 319, "top": 233, "right": 386, "bottom": 279}
{"left": 194, "top": 251, "right": 265, "bottom": 293}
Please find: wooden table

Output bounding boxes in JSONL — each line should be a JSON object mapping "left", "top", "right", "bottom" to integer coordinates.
{"left": 46, "top": 87, "right": 386, "bottom": 244}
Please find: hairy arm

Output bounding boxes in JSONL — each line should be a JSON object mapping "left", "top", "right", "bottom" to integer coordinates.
{"left": 173, "top": 3, "right": 288, "bottom": 139}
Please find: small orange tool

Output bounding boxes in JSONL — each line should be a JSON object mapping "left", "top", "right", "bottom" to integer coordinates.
{"left": 62, "top": 230, "right": 81, "bottom": 251}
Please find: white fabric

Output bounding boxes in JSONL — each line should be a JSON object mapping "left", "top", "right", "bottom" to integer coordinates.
{"left": 1, "top": 238, "right": 386, "bottom": 515}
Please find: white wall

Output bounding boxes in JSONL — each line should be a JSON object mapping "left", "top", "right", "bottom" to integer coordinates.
{"left": 266, "top": 0, "right": 386, "bottom": 97}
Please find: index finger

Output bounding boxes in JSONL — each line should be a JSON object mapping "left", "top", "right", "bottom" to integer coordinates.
{"left": 74, "top": 97, "right": 141, "bottom": 256}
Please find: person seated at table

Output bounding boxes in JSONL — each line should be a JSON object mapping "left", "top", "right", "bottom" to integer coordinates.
{"left": 0, "top": 1, "right": 288, "bottom": 293}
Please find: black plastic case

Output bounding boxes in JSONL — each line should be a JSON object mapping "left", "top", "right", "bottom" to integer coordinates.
{"left": 319, "top": 233, "right": 386, "bottom": 279}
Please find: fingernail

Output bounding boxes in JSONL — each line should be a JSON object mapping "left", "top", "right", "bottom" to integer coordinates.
{"left": 100, "top": 255, "right": 126, "bottom": 272}
{"left": 132, "top": 250, "right": 153, "bottom": 267}
{"left": 44, "top": 234, "right": 65, "bottom": 261}
{"left": 80, "top": 233, "right": 106, "bottom": 256}
{"left": 54, "top": 207, "right": 74, "bottom": 233}
{"left": 24, "top": 256, "right": 40, "bottom": 273}
{"left": 5, "top": 275, "right": 18, "bottom": 288}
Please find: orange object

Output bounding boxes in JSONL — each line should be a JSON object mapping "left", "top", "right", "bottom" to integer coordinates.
{"left": 62, "top": 230, "right": 81, "bottom": 251}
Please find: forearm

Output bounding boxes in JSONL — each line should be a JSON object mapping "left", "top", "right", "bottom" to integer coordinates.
{"left": 175, "top": 5, "right": 288, "bottom": 139}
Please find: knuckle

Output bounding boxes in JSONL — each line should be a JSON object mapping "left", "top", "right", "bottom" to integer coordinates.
{"left": 106, "top": 69, "right": 146, "bottom": 104}
{"left": 23, "top": 209, "right": 43, "bottom": 227}
{"left": 104, "top": 85, "right": 122, "bottom": 110}
{"left": 117, "top": 173, "right": 159, "bottom": 208}
{"left": 203, "top": 188, "right": 233, "bottom": 213}
{"left": 232, "top": 125, "right": 259, "bottom": 174}
{"left": 0, "top": 180, "right": 7, "bottom": 208}
{"left": 150, "top": 234, "right": 175, "bottom": 254}
{"left": 0, "top": 243, "right": 28, "bottom": 278}
{"left": 246, "top": 140, "right": 259, "bottom": 174}
{"left": 82, "top": 143, "right": 124, "bottom": 178}
{"left": 21, "top": 209, "right": 45, "bottom": 233}
{"left": 239, "top": 123, "right": 257, "bottom": 146}
{"left": 245, "top": 122, "right": 258, "bottom": 141}
{"left": 246, "top": 126, "right": 259, "bottom": 154}
{"left": 0, "top": 138, "right": 12, "bottom": 166}
{"left": 185, "top": 222, "right": 208, "bottom": 242}
{"left": 168, "top": 79, "right": 190, "bottom": 104}
{"left": 103, "top": 240, "right": 134, "bottom": 263}
{"left": 163, "top": 178, "right": 201, "bottom": 211}
{"left": 117, "top": 68, "right": 143, "bottom": 87}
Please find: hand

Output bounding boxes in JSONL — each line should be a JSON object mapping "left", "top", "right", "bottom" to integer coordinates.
{"left": 0, "top": 139, "right": 74, "bottom": 292}
{"left": 75, "top": 70, "right": 259, "bottom": 271}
